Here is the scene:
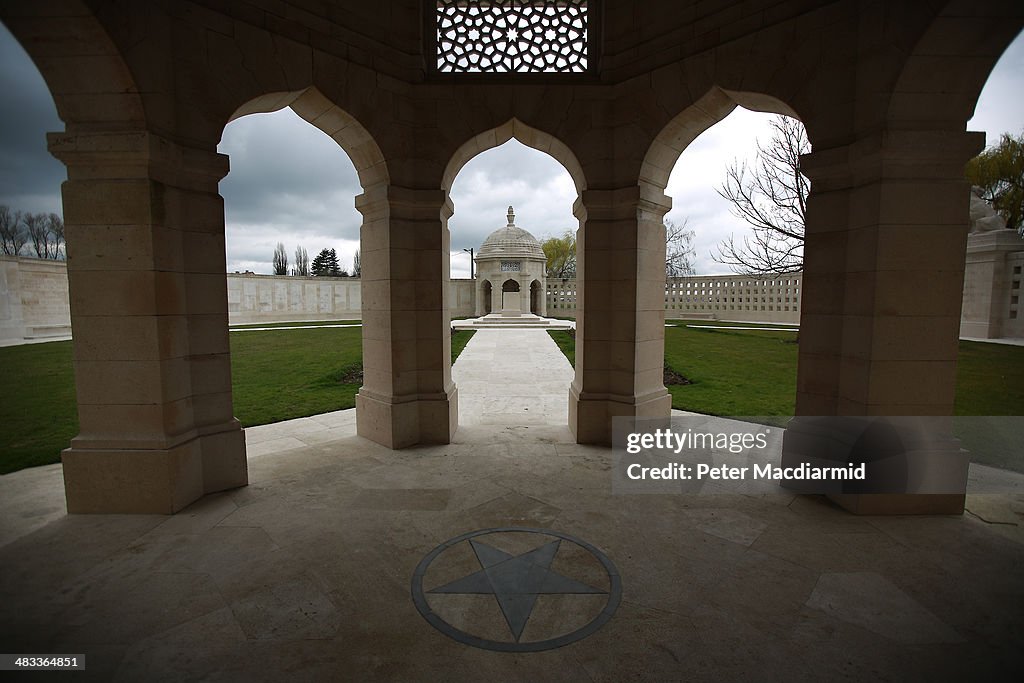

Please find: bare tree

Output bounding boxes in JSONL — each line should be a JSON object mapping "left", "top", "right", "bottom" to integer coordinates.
{"left": 273, "top": 242, "right": 288, "bottom": 275}
{"left": 352, "top": 248, "right": 361, "bottom": 278}
{"left": 713, "top": 115, "right": 810, "bottom": 274}
{"left": 46, "top": 213, "right": 65, "bottom": 259}
{"left": 0, "top": 205, "right": 27, "bottom": 256}
{"left": 294, "top": 245, "right": 309, "bottom": 276}
{"left": 664, "top": 218, "right": 697, "bottom": 277}
{"left": 24, "top": 213, "right": 53, "bottom": 259}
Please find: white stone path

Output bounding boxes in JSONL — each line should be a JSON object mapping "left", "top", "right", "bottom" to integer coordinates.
{"left": 452, "top": 328, "right": 574, "bottom": 427}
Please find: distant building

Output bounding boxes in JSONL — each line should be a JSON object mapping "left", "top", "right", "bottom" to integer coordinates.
{"left": 474, "top": 206, "right": 547, "bottom": 317}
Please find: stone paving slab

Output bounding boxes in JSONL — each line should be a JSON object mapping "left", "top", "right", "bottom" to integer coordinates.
{"left": 1, "top": 329, "right": 1023, "bottom": 680}
{"left": 454, "top": 328, "right": 574, "bottom": 428}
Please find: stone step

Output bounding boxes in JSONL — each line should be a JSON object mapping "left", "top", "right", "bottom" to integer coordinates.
{"left": 25, "top": 324, "right": 73, "bottom": 338}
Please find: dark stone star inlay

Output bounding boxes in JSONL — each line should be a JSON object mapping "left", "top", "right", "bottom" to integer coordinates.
{"left": 428, "top": 538, "right": 606, "bottom": 641}
{"left": 411, "top": 527, "right": 622, "bottom": 652}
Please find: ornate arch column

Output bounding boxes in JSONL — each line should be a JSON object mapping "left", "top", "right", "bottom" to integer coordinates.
{"left": 50, "top": 130, "right": 248, "bottom": 513}
{"left": 355, "top": 185, "right": 457, "bottom": 447}
{"left": 570, "top": 185, "right": 673, "bottom": 444}
{"left": 784, "top": 128, "right": 985, "bottom": 514}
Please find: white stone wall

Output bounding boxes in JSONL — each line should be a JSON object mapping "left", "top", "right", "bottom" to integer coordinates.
{"left": 960, "top": 230, "right": 1024, "bottom": 339}
{"left": 0, "top": 256, "right": 71, "bottom": 343}
{"left": 226, "top": 274, "right": 473, "bottom": 321}
{"left": 0, "top": 259, "right": 480, "bottom": 342}
{"left": 664, "top": 274, "right": 803, "bottom": 324}
{"left": 546, "top": 279, "right": 578, "bottom": 316}
{"left": 7, "top": 257, "right": 1024, "bottom": 342}
{"left": 450, "top": 279, "right": 476, "bottom": 317}
{"left": 545, "top": 274, "right": 803, "bottom": 324}
{"left": 226, "top": 273, "right": 363, "bottom": 323}
{"left": 1009, "top": 253, "right": 1024, "bottom": 339}
{"left": 227, "top": 275, "right": 474, "bottom": 322}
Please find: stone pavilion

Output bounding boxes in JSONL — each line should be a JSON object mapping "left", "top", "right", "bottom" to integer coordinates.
{"left": 474, "top": 206, "right": 548, "bottom": 318}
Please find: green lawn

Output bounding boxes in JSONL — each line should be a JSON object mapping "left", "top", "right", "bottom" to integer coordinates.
{"left": 547, "top": 330, "right": 576, "bottom": 366}
{"left": 3, "top": 322, "right": 1021, "bottom": 475}
{"left": 552, "top": 322, "right": 1024, "bottom": 418}
{"left": 663, "top": 325, "right": 800, "bottom": 418}
{"left": 229, "top": 327, "right": 364, "bottom": 426}
{"left": 451, "top": 329, "right": 476, "bottom": 361}
{"left": 0, "top": 341, "right": 78, "bottom": 473}
{"left": 0, "top": 328, "right": 475, "bottom": 474}
{"left": 229, "top": 319, "right": 361, "bottom": 329}
{"left": 550, "top": 322, "right": 1024, "bottom": 471}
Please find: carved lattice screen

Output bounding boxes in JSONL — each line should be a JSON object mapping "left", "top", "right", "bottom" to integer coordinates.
{"left": 435, "top": 1, "right": 589, "bottom": 73}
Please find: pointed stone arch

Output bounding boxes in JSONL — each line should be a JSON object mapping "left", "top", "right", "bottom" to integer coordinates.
{"left": 226, "top": 87, "right": 389, "bottom": 190}
{"left": 223, "top": 88, "right": 426, "bottom": 451}
{"left": 0, "top": 2, "right": 145, "bottom": 131}
{"left": 887, "top": 4, "right": 1023, "bottom": 131}
{"left": 642, "top": 87, "right": 804, "bottom": 194}
{"left": 442, "top": 118, "right": 587, "bottom": 196}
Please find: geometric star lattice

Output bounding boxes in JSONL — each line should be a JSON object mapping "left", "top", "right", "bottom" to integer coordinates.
{"left": 436, "top": 0, "right": 588, "bottom": 73}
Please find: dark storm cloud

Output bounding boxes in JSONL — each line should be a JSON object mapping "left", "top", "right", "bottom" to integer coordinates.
{"left": 218, "top": 109, "right": 366, "bottom": 273}
{"left": 0, "top": 23, "right": 65, "bottom": 215}
{"left": 219, "top": 110, "right": 363, "bottom": 233}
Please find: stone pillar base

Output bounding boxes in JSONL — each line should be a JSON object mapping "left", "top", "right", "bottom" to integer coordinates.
{"left": 62, "top": 441, "right": 203, "bottom": 514}
{"left": 199, "top": 422, "right": 249, "bottom": 495}
{"left": 828, "top": 493, "right": 965, "bottom": 515}
{"left": 569, "top": 385, "right": 671, "bottom": 445}
{"left": 780, "top": 416, "right": 968, "bottom": 515}
{"left": 356, "top": 385, "right": 458, "bottom": 448}
{"left": 61, "top": 424, "right": 249, "bottom": 514}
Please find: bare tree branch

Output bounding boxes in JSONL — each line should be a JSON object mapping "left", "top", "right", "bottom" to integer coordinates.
{"left": 273, "top": 242, "right": 288, "bottom": 275}
{"left": 46, "top": 213, "right": 64, "bottom": 259}
{"left": 665, "top": 218, "right": 696, "bottom": 276}
{"left": 24, "top": 213, "right": 52, "bottom": 259}
{"left": 0, "top": 206, "right": 27, "bottom": 256}
{"left": 294, "top": 245, "right": 309, "bottom": 276}
{"left": 713, "top": 115, "right": 810, "bottom": 274}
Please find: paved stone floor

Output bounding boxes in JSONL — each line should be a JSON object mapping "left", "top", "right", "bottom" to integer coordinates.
{"left": 1, "top": 330, "right": 1023, "bottom": 681}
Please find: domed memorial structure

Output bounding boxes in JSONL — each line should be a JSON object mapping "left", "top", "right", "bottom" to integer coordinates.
{"left": 474, "top": 206, "right": 548, "bottom": 318}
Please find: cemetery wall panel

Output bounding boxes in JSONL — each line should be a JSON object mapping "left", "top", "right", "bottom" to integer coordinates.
{"left": 0, "top": 258, "right": 480, "bottom": 341}
{"left": 3, "top": 256, "right": 1021, "bottom": 342}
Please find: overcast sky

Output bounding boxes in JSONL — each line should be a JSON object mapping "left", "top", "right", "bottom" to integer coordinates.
{"left": 1, "top": 22, "right": 1022, "bottom": 276}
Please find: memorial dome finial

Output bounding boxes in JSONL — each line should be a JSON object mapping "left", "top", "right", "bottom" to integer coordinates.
{"left": 477, "top": 206, "right": 545, "bottom": 261}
